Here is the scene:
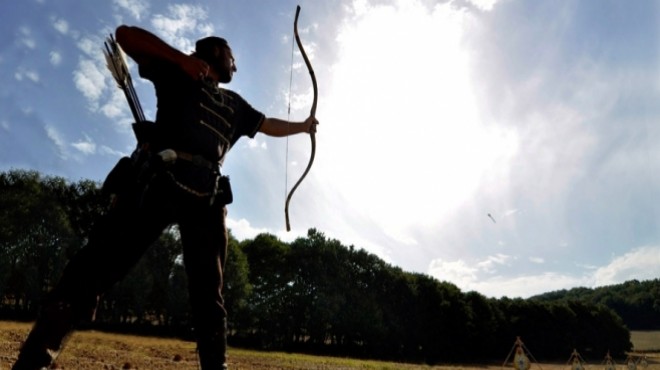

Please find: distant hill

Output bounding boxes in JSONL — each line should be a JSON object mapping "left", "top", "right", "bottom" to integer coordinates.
{"left": 531, "top": 279, "right": 660, "bottom": 330}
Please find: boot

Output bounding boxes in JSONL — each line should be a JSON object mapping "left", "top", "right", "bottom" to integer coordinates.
{"left": 197, "top": 332, "right": 228, "bottom": 369}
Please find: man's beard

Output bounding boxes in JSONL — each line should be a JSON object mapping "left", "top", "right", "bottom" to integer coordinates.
{"left": 212, "top": 60, "right": 232, "bottom": 83}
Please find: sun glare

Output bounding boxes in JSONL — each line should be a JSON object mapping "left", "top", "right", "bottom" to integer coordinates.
{"left": 321, "top": 0, "right": 517, "bottom": 243}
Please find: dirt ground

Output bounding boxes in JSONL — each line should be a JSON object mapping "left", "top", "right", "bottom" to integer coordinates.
{"left": 1, "top": 321, "right": 657, "bottom": 370}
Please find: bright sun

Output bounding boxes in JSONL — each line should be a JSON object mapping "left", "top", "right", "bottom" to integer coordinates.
{"left": 319, "top": 0, "right": 517, "bottom": 244}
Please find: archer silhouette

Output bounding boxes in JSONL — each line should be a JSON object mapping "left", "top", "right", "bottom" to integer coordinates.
{"left": 13, "top": 25, "right": 317, "bottom": 370}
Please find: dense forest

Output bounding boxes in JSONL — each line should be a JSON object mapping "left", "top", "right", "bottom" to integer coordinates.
{"left": 532, "top": 279, "right": 660, "bottom": 330}
{"left": 0, "top": 169, "right": 650, "bottom": 362}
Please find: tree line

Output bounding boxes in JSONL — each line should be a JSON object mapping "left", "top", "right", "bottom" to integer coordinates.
{"left": 532, "top": 278, "right": 660, "bottom": 330}
{"left": 0, "top": 170, "right": 637, "bottom": 362}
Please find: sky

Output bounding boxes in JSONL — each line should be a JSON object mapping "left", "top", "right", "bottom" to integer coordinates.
{"left": 1, "top": 0, "right": 659, "bottom": 299}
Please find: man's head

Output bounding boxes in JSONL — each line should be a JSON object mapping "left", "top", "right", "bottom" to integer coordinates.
{"left": 194, "top": 36, "right": 236, "bottom": 83}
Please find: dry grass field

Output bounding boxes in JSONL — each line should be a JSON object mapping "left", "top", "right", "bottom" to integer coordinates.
{"left": 631, "top": 331, "right": 660, "bottom": 353}
{"left": 0, "top": 321, "right": 657, "bottom": 370}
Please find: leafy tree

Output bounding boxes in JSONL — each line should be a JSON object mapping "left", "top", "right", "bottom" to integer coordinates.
{"left": 533, "top": 279, "right": 660, "bottom": 330}
{"left": 463, "top": 291, "right": 502, "bottom": 359}
{"left": 0, "top": 170, "right": 87, "bottom": 314}
{"left": 240, "top": 233, "right": 293, "bottom": 347}
{"left": 224, "top": 231, "right": 252, "bottom": 337}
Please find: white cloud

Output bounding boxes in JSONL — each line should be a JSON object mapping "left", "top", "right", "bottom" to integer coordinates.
{"left": 14, "top": 68, "right": 40, "bottom": 83}
{"left": 113, "top": 0, "right": 149, "bottom": 20}
{"left": 429, "top": 254, "right": 514, "bottom": 288}
{"left": 429, "top": 258, "right": 478, "bottom": 285}
{"left": 471, "top": 273, "right": 585, "bottom": 299}
{"left": 74, "top": 59, "right": 106, "bottom": 105}
{"left": 45, "top": 125, "right": 68, "bottom": 160}
{"left": 476, "top": 253, "right": 514, "bottom": 272}
{"left": 1, "top": 120, "right": 9, "bottom": 132}
{"left": 74, "top": 35, "right": 136, "bottom": 122}
{"left": 428, "top": 246, "right": 660, "bottom": 298}
{"left": 227, "top": 217, "right": 269, "bottom": 241}
{"left": 77, "top": 37, "right": 101, "bottom": 57}
{"left": 511, "top": 104, "right": 598, "bottom": 202}
{"left": 428, "top": 258, "right": 584, "bottom": 298}
{"left": 18, "top": 26, "right": 36, "bottom": 49}
{"left": 50, "top": 51, "right": 62, "bottom": 66}
{"left": 465, "top": 0, "right": 501, "bottom": 12}
{"left": 52, "top": 17, "right": 69, "bottom": 34}
{"left": 99, "top": 145, "right": 129, "bottom": 158}
{"left": 151, "top": 4, "right": 215, "bottom": 52}
{"left": 593, "top": 246, "right": 660, "bottom": 285}
{"left": 71, "top": 135, "right": 96, "bottom": 155}
{"left": 101, "top": 88, "right": 129, "bottom": 119}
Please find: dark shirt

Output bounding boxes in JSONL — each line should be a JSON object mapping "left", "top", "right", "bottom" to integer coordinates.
{"left": 139, "top": 59, "right": 264, "bottom": 164}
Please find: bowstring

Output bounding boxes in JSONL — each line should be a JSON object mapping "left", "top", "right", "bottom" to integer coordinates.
{"left": 285, "top": 28, "right": 295, "bottom": 201}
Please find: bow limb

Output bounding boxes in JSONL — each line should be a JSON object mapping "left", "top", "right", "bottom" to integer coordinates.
{"left": 285, "top": 5, "right": 318, "bottom": 232}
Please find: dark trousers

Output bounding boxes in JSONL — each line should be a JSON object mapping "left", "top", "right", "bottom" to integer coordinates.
{"left": 13, "top": 171, "right": 229, "bottom": 369}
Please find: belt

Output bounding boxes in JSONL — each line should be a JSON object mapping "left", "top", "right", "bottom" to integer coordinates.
{"left": 156, "top": 149, "right": 217, "bottom": 170}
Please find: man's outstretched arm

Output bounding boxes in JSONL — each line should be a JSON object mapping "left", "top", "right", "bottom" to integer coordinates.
{"left": 259, "top": 116, "right": 318, "bottom": 137}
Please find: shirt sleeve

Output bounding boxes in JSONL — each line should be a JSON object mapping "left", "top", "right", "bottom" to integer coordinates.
{"left": 138, "top": 60, "right": 180, "bottom": 84}
{"left": 234, "top": 92, "right": 265, "bottom": 139}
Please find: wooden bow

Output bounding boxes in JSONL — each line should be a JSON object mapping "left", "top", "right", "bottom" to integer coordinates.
{"left": 285, "top": 5, "right": 318, "bottom": 232}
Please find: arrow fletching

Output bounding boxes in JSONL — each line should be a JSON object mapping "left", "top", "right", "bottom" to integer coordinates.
{"left": 103, "top": 34, "right": 145, "bottom": 123}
